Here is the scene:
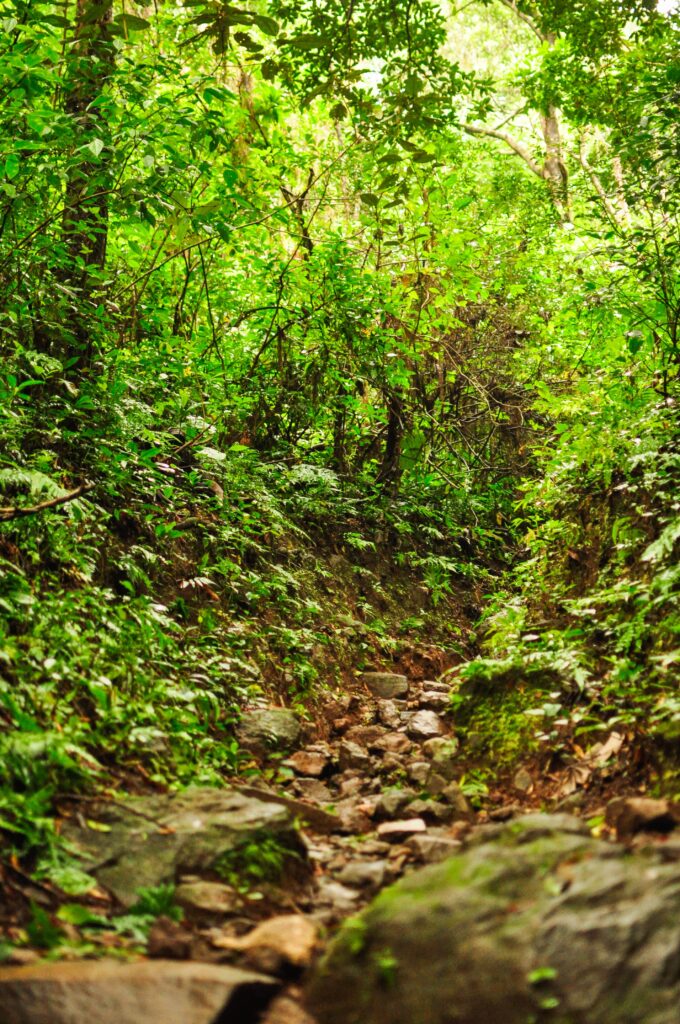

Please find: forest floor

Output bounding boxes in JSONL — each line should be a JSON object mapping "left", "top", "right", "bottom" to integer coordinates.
{"left": 2, "top": 607, "right": 676, "bottom": 1024}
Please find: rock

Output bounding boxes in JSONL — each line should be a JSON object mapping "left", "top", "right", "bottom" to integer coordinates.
{"left": 405, "top": 710, "right": 446, "bottom": 740}
{"left": 420, "top": 680, "right": 450, "bottom": 694}
{"left": 284, "top": 751, "right": 329, "bottom": 778}
{"left": 407, "top": 761, "right": 430, "bottom": 786}
{"left": 293, "top": 779, "right": 332, "bottom": 803}
{"left": 360, "top": 839, "right": 392, "bottom": 856}
{"left": 488, "top": 803, "right": 521, "bottom": 821}
{"left": 376, "top": 818, "right": 427, "bottom": 842}
{"left": 0, "top": 960, "right": 279, "bottom": 1024}
{"left": 423, "top": 771, "right": 448, "bottom": 796}
{"left": 344, "top": 726, "right": 386, "bottom": 750}
{"left": 376, "top": 700, "right": 402, "bottom": 729}
{"left": 337, "top": 860, "right": 387, "bottom": 890}
{"left": 406, "top": 799, "right": 454, "bottom": 825}
{"left": 422, "top": 736, "right": 458, "bottom": 760}
{"left": 61, "top": 788, "right": 305, "bottom": 907}
{"left": 335, "top": 798, "right": 373, "bottom": 834}
{"left": 212, "top": 915, "right": 319, "bottom": 973}
{"left": 512, "top": 766, "right": 534, "bottom": 793}
{"left": 337, "top": 774, "right": 364, "bottom": 797}
{"left": 147, "top": 916, "right": 195, "bottom": 960}
{"left": 338, "top": 741, "right": 372, "bottom": 772}
{"left": 316, "top": 879, "right": 361, "bottom": 915}
{"left": 375, "top": 733, "right": 412, "bottom": 756}
{"left": 175, "top": 879, "right": 241, "bottom": 915}
{"left": 374, "top": 788, "right": 416, "bottom": 821}
{"left": 261, "top": 992, "right": 319, "bottom": 1024}
{"left": 606, "top": 796, "right": 680, "bottom": 840}
{"left": 379, "top": 753, "right": 409, "bottom": 776}
{"left": 439, "top": 782, "right": 474, "bottom": 821}
{"left": 361, "top": 672, "right": 409, "bottom": 700}
{"left": 235, "top": 786, "right": 339, "bottom": 835}
{"left": 308, "top": 817, "right": 680, "bottom": 1024}
{"left": 405, "top": 833, "right": 462, "bottom": 864}
{"left": 417, "top": 691, "right": 450, "bottom": 712}
{"left": 238, "top": 708, "right": 301, "bottom": 752}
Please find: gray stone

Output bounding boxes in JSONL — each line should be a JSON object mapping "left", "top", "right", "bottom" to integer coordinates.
{"left": 406, "top": 798, "right": 455, "bottom": 824}
{"left": 405, "top": 833, "right": 462, "bottom": 864}
{"left": 344, "top": 726, "right": 387, "bottom": 750}
{"left": 361, "top": 673, "right": 409, "bottom": 700}
{"left": 407, "top": 761, "right": 430, "bottom": 786}
{"left": 0, "top": 959, "right": 278, "bottom": 1024}
{"left": 337, "top": 859, "right": 387, "bottom": 890}
{"left": 423, "top": 771, "right": 448, "bottom": 796}
{"left": 422, "top": 737, "right": 459, "bottom": 781}
{"left": 234, "top": 785, "right": 339, "bottom": 834}
{"left": 175, "top": 879, "right": 241, "bottom": 915}
{"left": 335, "top": 798, "right": 373, "bottom": 834}
{"left": 440, "top": 782, "right": 474, "bottom": 820}
{"left": 420, "top": 680, "right": 450, "bottom": 694}
{"left": 293, "top": 778, "right": 332, "bottom": 803}
{"left": 338, "top": 741, "right": 372, "bottom": 772}
{"left": 375, "top": 733, "right": 412, "bottom": 756}
{"left": 61, "top": 788, "right": 304, "bottom": 907}
{"left": 284, "top": 750, "right": 329, "bottom": 777}
{"left": 417, "top": 691, "right": 450, "bottom": 711}
{"left": 316, "top": 878, "right": 361, "bottom": 915}
{"left": 376, "top": 700, "right": 402, "bottom": 729}
{"left": 376, "top": 818, "right": 427, "bottom": 842}
{"left": 374, "top": 788, "right": 416, "bottom": 821}
{"left": 405, "top": 710, "right": 445, "bottom": 740}
{"left": 238, "top": 708, "right": 301, "bottom": 752}
{"left": 309, "top": 816, "right": 680, "bottom": 1024}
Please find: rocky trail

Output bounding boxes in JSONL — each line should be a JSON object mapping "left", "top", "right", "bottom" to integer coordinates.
{"left": 2, "top": 666, "right": 680, "bottom": 1024}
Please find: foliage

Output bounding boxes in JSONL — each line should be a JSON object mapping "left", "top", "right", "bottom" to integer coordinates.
{"left": 0, "top": 0, "right": 678, "bottom": 922}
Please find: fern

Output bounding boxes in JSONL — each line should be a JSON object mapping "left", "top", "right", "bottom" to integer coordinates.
{"left": 0, "top": 468, "right": 66, "bottom": 500}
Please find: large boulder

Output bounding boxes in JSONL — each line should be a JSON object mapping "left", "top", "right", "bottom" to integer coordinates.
{"left": 307, "top": 814, "right": 680, "bottom": 1024}
{"left": 0, "top": 959, "right": 278, "bottom": 1024}
{"left": 62, "top": 787, "right": 305, "bottom": 906}
{"left": 361, "top": 673, "right": 409, "bottom": 700}
{"left": 238, "top": 708, "right": 302, "bottom": 752}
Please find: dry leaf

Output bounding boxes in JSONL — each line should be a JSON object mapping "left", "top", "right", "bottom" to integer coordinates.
{"left": 212, "top": 915, "right": 319, "bottom": 968}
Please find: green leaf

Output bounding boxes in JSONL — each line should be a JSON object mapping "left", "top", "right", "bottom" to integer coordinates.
{"left": 261, "top": 59, "right": 278, "bottom": 81}
{"left": 57, "top": 904, "right": 105, "bottom": 926}
{"left": 46, "top": 866, "right": 98, "bottom": 896}
{"left": 113, "top": 13, "right": 150, "bottom": 32}
{"left": 360, "top": 192, "right": 379, "bottom": 208}
{"left": 4, "top": 154, "right": 19, "bottom": 180}
{"left": 289, "top": 33, "right": 323, "bottom": 50}
{"left": 251, "top": 14, "right": 279, "bottom": 36}
{"left": 86, "top": 138, "right": 105, "bottom": 158}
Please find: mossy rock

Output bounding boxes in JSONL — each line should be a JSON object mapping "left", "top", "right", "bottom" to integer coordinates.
{"left": 307, "top": 814, "right": 680, "bottom": 1024}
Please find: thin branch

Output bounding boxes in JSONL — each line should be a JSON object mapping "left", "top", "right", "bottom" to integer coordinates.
{"left": 578, "top": 133, "right": 624, "bottom": 228}
{"left": 462, "top": 123, "right": 544, "bottom": 179}
{"left": 497, "top": 0, "right": 546, "bottom": 42}
{"left": 0, "top": 484, "right": 93, "bottom": 522}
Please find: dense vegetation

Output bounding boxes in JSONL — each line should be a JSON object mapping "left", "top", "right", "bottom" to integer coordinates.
{"left": 0, "top": 0, "right": 678, "bottom": 945}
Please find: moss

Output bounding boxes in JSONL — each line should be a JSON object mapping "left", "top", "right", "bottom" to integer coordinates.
{"left": 452, "top": 679, "right": 540, "bottom": 767}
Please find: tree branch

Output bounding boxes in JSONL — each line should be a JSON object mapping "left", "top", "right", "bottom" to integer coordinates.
{"left": 497, "top": 0, "right": 545, "bottom": 42}
{"left": 462, "top": 123, "right": 545, "bottom": 179}
{"left": 578, "top": 134, "right": 625, "bottom": 228}
{"left": 0, "top": 484, "right": 93, "bottom": 522}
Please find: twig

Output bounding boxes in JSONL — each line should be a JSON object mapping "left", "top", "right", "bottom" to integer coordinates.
{"left": 0, "top": 484, "right": 93, "bottom": 522}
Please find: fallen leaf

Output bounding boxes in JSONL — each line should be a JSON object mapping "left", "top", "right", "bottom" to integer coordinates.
{"left": 212, "top": 914, "right": 319, "bottom": 968}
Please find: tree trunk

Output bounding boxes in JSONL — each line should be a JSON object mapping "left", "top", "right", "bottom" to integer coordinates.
{"left": 60, "top": 0, "right": 115, "bottom": 363}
